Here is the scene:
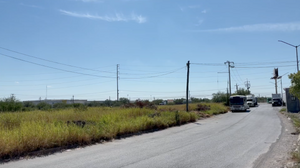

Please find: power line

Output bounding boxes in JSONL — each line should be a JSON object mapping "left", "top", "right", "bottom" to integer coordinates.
{"left": 0, "top": 79, "right": 115, "bottom": 87}
{"left": 191, "top": 63, "right": 224, "bottom": 66}
{"left": 120, "top": 66, "right": 186, "bottom": 79}
{"left": 235, "top": 65, "right": 295, "bottom": 68}
{"left": 0, "top": 46, "right": 115, "bottom": 73}
{"left": 235, "top": 61, "right": 294, "bottom": 65}
{"left": 121, "top": 90, "right": 185, "bottom": 93}
{"left": 0, "top": 53, "right": 115, "bottom": 78}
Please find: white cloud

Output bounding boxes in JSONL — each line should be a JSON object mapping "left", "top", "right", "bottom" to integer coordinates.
{"left": 201, "top": 10, "right": 207, "bottom": 14}
{"left": 59, "top": 10, "right": 146, "bottom": 23}
{"left": 198, "top": 22, "right": 300, "bottom": 32}
{"left": 19, "top": 3, "right": 43, "bottom": 9}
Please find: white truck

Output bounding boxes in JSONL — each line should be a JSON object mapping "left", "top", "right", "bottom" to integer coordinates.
{"left": 230, "top": 95, "right": 249, "bottom": 112}
{"left": 272, "top": 94, "right": 282, "bottom": 106}
{"left": 246, "top": 94, "right": 257, "bottom": 107}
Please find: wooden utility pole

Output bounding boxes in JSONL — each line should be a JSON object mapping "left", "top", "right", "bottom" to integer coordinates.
{"left": 235, "top": 83, "right": 239, "bottom": 92}
{"left": 117, "top": 64, "right": 119, "bottom": 101}
{"left": 224, "top": 61, "right": 234, "bottom": 96}
{"left": 271, "top": 68, "right": 279, "bottom": 94}
{"left": 245, "top": 79, "right": 251, "bottom": 91}
{"left": 186, "top": 61, "right": 190, "bottom": 112}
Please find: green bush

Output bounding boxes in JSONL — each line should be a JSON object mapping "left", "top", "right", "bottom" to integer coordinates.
{"left": 36, "top": 102, "right": 51, "bottom": 110}
{"left": 0, "top": 95, "right": 23, "bottom": 112}
{"left": 53, "top": 103, "right": 72, "bottom": 109}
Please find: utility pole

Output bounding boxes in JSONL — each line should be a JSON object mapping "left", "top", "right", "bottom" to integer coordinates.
{"left": 46, "top": 85, "right": 47, "bottom": 100}
{"left": 235, "top": 83, "right": 239, "bottom": 92}
{"left": 245, "top": 79, "right": 251, "bottom": 91}
{"left": 271, "top": 68, "right": 279, "bottom": 94}
{"left": 224, "top": 61, "right": 234, "bottom": 96}
{"left": 117, "top": 64, "right": 119, "bottom": 101}
{"left": 186, "top": 61, "right": 190, "bottom": 112}
{"left": 226, "top": 87, "right": 229, "bottom": 105}
{"left": 275, "top": 78, "right": 278, "bottom": 94}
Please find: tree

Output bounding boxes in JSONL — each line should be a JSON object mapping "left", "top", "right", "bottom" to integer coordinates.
{"left": 53, "top": 102, "right": 71, "bottom": 109}
{"left": 103, "top": 99, "right": 112, "bottom": 106}
{"left": 211, "top": 91, "right": 228, "bottom": 103}
{"left": 23, "top": 101, "right": 35, "bottom": 108}
{"left": 174, "top": 98, "right": 185, "bottom": 104}
{"left": 36, "top": 102, "right": 51, "bottom": 110}
{"left": 119, "top": 97, "right": 130, "bottom": 105}
{"left": 289, "top": 72, "right": 300, "bottom": 99}
{"left": 87, "top": 101, "right": 102, "bottom": 107}
{"left": 0, "top": 95, "right": 23, "bottom": 112}
{"left": 191, "top": 97, "right": 211, "bottom": 103}
{"left": 152, "top": 99, "right": 163, "bottom": 105}
{"left": 191, "top": 97, "right": 201, "bottom": 103}
{"left": 234, "top": 88, "right": 251, "bottom": 95}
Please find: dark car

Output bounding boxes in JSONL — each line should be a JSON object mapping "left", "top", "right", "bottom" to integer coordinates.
{"left": 272, "top": 99, "right": 282, "bottom": 106}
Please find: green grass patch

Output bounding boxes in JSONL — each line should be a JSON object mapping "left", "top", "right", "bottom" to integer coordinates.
{"left": 288, "top": 114, "right": 300, "bottom": 133}
{"left": 0, "top": 103, "right": 227, "bottom": 160}
{"left": 158, "top": 103, "right": 228, "bottom": 117}
{"left": 280, "top": 108, "right": 287, "bottom": 112}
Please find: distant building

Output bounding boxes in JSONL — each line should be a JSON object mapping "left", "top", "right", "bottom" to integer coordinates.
{"left": 284, "top": 88, "right": 300, "bottom": 113}
{"left": 23, "top": 99, "right": 87, "bottom": 106}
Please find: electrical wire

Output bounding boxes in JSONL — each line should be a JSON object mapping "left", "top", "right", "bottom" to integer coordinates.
{"left": 0, "top": 53, "right": 115, "bottom": 78}
{"left": 121, "top": 66, "right": 186, "bottom": 79}
{"left": 235, "top": 65, "right": 295, "bottom": 68}
{"left": 191, "top": 63, "right": 224, "bottom": 66}
{"left": 0, "top": 46, "right": 115, "bottom": 73}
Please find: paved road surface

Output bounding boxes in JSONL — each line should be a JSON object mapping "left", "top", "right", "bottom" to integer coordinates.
{"left": 1, "top": 104, "right": 284, "bottom": 168}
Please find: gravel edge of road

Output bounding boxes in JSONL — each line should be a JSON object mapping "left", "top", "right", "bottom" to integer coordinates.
{"left": 253, "top": 111, "right": 299, "bottom": 168}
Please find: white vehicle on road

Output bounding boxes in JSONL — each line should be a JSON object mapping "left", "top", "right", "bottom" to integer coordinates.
{"left": 230, "top": 95, "right": 249, "bottom": 112}
{"left": 246, "top": 94, "right": 256, "bottom": 107}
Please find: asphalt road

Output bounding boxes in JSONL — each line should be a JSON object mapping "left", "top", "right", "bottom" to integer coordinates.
{"left": 1, "top": 103, "right": 288, "bottom": 168}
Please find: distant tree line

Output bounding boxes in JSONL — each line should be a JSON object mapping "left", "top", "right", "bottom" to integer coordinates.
{"left": 0, "top": 88, "right": 261, "bottom": 112}
{"left": 0, "top": 96, "right": 158, "bottom": 112}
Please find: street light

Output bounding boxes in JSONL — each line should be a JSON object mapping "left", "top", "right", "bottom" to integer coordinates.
{"left": 278, "top": 40, "right": 300, "bottom": 72}
{"left": 277, "top": 72, "right": 289, "bottom": 106}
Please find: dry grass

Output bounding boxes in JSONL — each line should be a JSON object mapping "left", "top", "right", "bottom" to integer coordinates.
{"left": 0, "top": 103, "right": 227, "bottom": 160}
{"left": 158, "top": 103, "right": 228, "bottom": 116}
{"left": 285, "top": 112, "right": 300, "bottom": 165}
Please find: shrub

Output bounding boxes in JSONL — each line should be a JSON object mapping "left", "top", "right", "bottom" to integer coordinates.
{"left": 0, "top": 95, "right": 23, "bottom": 112}
{"left": 122, "top": 100, "right": 157, "bottom": 110}
{"left": 36, "top": 102, "right": 51, "bottom": 110}
{"left": 194, "top": 104, "right": 211, "bottom": 112}
{"left": 53, "top": 103, "right": 71, "bottom": 109}
{"left": 73, "top": 104, "right": 88, "bottom": 112}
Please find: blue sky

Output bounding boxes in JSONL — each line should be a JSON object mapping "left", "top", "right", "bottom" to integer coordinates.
{"left": 0, "top": 0, "right": 300, "bottom": 101}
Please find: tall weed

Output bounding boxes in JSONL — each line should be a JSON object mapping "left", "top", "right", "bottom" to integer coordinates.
{"left": 0, "top": 104, "right": 225, "bottom": 160}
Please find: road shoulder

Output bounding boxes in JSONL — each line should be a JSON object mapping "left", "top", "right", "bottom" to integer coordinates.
{"left": 254, "top": 111, "right": 298, "bottom": 168}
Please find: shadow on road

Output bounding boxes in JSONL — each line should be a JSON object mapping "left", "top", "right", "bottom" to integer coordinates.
{"left": 231, "top": 110, "right": 251, "bottom": 113}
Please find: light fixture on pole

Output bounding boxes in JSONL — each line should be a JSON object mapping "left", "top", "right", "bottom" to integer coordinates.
{"left": 278, "top": 40, "right": 300, "bottom": 72}
{"left": 277, "top": 72, "right": 289, "bottom": 106}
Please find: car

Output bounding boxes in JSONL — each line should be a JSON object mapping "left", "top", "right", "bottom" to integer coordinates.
{"left": 272, "top": 99, "right": 282, "bottom": 106}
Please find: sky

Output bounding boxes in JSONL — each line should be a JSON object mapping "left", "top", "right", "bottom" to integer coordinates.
{"left": 0, "top": 0, "right": 300, "bottom": 101}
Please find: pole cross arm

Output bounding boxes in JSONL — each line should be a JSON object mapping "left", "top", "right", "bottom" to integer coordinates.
{"left": 278, "top": 40, "right": 300, "bottom": 72}
{"left": 278, "top": 40, "right": 297, "bottom": 47}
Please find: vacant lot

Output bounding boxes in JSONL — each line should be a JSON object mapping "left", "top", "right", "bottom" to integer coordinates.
{"left": 0, "top": 103, "right": 228, "bottom": 160}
